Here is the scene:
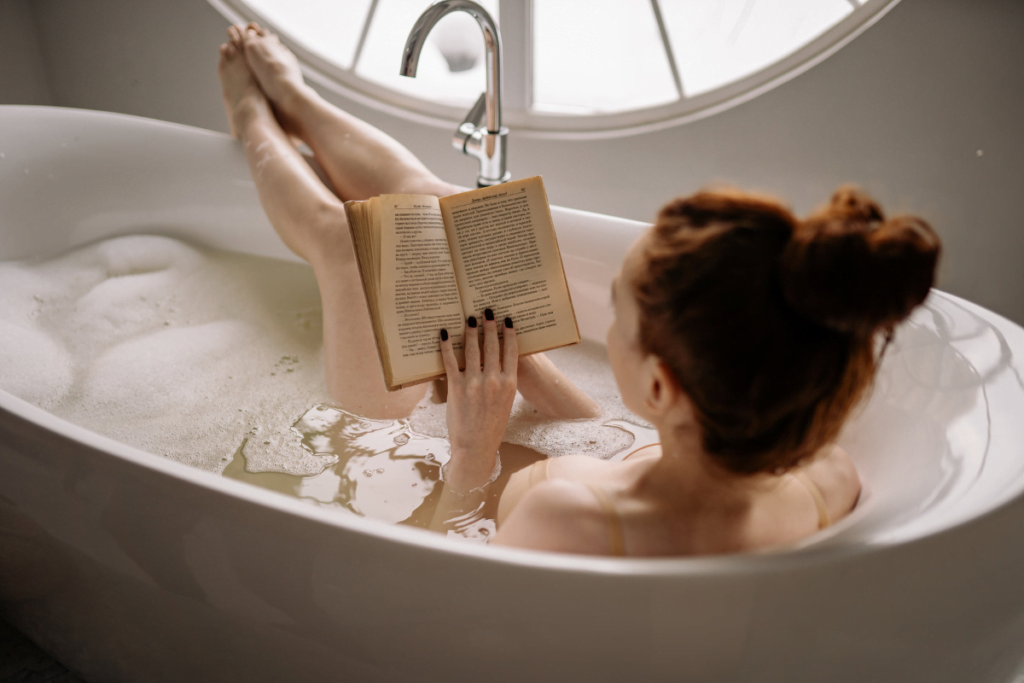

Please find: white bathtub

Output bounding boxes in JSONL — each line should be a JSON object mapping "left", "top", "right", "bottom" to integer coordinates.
{"left": 2, "top": 105, "right": 1024, "bottom": 683}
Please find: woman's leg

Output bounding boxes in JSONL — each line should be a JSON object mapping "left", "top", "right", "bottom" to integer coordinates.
{"left": 237, "top": 24, "right": 459, "bottom": 201}
{"left": 227, "top": 25, "right": 602, "bottom": 419}
{"left": 218, "top": 32, "right": 428, "bottom": 418}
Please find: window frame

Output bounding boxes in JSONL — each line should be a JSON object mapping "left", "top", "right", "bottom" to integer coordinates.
{"left": 208, "top": 0, "right": 901, "bottom": 140}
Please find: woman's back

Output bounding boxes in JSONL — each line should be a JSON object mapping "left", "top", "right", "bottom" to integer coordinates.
{"left": 494, "top": 446, "right": 861, "bottom": 556}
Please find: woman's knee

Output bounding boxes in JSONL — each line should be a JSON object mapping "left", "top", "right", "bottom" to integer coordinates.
{"left": 302, "top": 199, "right": 352, "bottom": 260}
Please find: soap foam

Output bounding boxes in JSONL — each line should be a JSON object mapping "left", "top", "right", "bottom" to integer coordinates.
{"left": 0, "top": 235, "right": 649, "bottom": 521}
{"left": 407, "top": 341, "right": 641, "bottom": 459}
{"left": 0, "top": 235, "right": 330, "bottom": 473}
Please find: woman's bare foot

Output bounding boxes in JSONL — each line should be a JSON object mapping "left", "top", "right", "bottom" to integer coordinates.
{"left": 237, "top": 23, "right": 310, "bottom": 132}
{"left": 218, "top": 29, "right": 272, "bottom": 139}
{"left": 227, "top": 23, "right": 458, "bottom": 203}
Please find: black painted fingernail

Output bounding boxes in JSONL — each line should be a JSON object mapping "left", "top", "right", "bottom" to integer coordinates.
{"left": 440, "top": 328, "right": 448, "bottom": 341}
{"left": 504, "top": 317, "right": 513, "bottom": 328}
{"left": 468, "top": 316, "right": 477, "bottom": 328}
{"left": 484, "top": 308, "right": 494, "bottom": 321}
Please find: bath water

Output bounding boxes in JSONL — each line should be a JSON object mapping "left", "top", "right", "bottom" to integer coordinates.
{"left": 0, "top": 235, "right": 655, "bottom": 538}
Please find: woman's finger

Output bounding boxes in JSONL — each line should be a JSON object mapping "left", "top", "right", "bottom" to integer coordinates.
{"left": 482, "top": 308, "right": 500, "bottom": 374}
{"left": 502, "top": 317, "right": 518, "bottom": 377}
{"left": 439, "top": 328, "right": 460, "bottom": 384}
{"left": 463, "top": 316, "right": 480, "bottom": 374}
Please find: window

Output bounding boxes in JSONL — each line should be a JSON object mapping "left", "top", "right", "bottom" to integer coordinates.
{"left": 209, "top": 0, "right": 898, "bottom": 137}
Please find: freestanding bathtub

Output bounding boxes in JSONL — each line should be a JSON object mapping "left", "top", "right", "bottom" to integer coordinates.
{"left": 2, "top": 106, "right": 1024, "bottom": 683}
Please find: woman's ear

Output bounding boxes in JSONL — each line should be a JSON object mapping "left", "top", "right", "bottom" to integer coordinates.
{"left": 641, "top": 356, "right": 681, "bottom": 418}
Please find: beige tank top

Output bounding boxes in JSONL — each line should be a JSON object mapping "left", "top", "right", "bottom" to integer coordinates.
{"left": 790, "top": 470, "right": 832, "bottom": 530}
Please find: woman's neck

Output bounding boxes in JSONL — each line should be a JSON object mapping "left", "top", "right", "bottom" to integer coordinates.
{"left": 634, "top": 423, "right": 770, "bottom": 512}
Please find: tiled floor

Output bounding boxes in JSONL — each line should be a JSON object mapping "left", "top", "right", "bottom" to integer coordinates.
{"left": 0, "top": 618, "right": 83, "bottom": 683}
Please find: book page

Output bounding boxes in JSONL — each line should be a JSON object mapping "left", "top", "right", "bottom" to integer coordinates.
{"left": 378, "top": 195, "right": 466, "bottom": 386}
{"left": 440, "top": 176, "right": 579, "bottom": 355}
{"left": 345, "top": 198, "right": 393, "bottom": 386}
{"left": 369, "top": 197, "right": 381, "bottom": 290}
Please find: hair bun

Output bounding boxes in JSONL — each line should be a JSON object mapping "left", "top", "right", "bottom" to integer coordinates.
{"left": 779, "top": 186, "right": 941, "bottom": 336}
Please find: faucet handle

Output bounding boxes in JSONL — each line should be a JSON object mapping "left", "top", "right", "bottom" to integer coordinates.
{"left": 453, "top": 92, "right": 487, "bottom": 152}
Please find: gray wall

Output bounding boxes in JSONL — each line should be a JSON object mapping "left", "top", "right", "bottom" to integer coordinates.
{"left": 2, "top": 0, "right": 1023, "bottom": 324}
{"left": 0, "top": 0, "right": 52, "bottom": 105}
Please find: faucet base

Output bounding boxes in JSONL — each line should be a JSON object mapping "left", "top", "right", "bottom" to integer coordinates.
{"left": 476, "top": 171, "right": 512, "bottom": 188}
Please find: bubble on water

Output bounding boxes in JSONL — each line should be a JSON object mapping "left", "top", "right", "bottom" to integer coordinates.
{"left": 0, "top": 235, "right": 328, "bottom": 473}
{"left": 409, "top": 340, "right": 641, "bottom": 459}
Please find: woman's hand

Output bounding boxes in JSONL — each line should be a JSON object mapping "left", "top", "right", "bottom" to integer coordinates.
{"left": 440, "top": 310, "right": 518, "bottom": 492}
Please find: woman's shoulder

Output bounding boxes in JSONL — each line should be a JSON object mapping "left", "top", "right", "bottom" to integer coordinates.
{"left": 802, "top": 444, "right": 861, "bottom": 523}
{"left": 498, "top": 455, "right": 610, "bottom": 523}
{"left": 492, "top": 478, "right": 617, "bottom": 555}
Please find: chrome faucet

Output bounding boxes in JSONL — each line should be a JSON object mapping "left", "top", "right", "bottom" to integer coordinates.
{"left": 400, "top": 0, "right": 510, "bottom": 187}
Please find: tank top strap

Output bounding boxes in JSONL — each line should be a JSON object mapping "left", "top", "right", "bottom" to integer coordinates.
{"left": 583, "top": 483, "right": 626, "bottom": 557}
{"left": 529, "top": 458, "right": 550, "bottom": 487}
{"left": 622, "top": 442, "right": 661, "bottom": 461}
{"left": 791, "top": 470, "right": 831, "bottom": 530}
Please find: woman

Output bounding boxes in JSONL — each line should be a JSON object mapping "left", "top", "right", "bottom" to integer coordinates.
{"left": 218, "top": 24, "right": 940, "bottom": 556}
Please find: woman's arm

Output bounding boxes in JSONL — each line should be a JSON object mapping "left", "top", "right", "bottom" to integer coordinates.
{"left": 516, "top": 353, "right": 601, "bottom": 419}
{"left": 431, "top": 311, "right": 518, "bottom": 532}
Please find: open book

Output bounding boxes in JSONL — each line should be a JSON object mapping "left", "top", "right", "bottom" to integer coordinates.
{"left": 344, "top": 176, "right": 580, "bottom": 390}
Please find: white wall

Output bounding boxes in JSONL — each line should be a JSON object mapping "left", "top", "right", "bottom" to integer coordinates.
{"left": 4, "top": 0, "right": 1024, "bottom": 324}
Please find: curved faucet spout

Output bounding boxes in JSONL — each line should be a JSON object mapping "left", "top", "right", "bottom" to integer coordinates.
{"left": 400, "top": 0, "right": 510, "bottom": 187}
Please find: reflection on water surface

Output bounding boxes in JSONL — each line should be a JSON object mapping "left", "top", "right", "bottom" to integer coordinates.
{"left": 223, "top": 404, "right": 657, "bottom": 541}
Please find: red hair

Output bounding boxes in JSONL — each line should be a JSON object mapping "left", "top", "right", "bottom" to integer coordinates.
{"left": 631, "top": 186, "right": 940, "bottom": 475}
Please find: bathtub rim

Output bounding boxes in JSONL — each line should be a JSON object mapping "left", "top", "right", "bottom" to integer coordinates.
{"left": 0, "top": 104, "right": 239, "bottom": 143}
